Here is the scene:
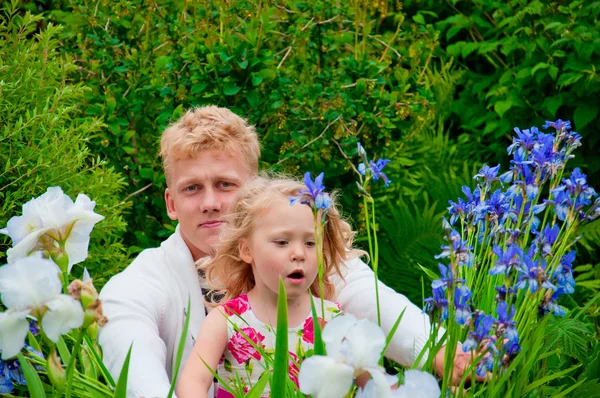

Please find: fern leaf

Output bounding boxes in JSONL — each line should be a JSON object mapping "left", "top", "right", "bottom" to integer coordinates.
{"left": 544, "top": 317, "right": 592, "bottom": 362}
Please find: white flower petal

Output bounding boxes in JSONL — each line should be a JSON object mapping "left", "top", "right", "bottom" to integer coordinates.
{"left": 0, "top": 255, "right": 62, "bottom": 311}
{"left": 344, "top": 318, "right": 387, "bottom": 369}
{"left": 42, "top": 295, "right": 84, "bottom": 342}
{"left": 82, "top": 267, "right": 91, "bottom": 282}
{"left": 322, "top": 313, "right": 358, "bottom": 358}
{"left": 299, "top": 356, "right": 354, "bottom": 398}
{"left": 63, "top": 194, "right": 104, "bottom": 271}
{"left": 28, "top": 187, "right": 73, "bottom": 230}
{"left": 0, "top": 310, "right": 30, "bottom": 360}
{"left": 3, "top": 212, "right": 44, "bottom": 244}
{"left": 6, "top": 227, "right": 51, "bottom": 263}
{"left": 356, "top": 369, "right": 395, "bottom": 398}
{"left": 393, "top": 370, "right": 440, "bottom": 398}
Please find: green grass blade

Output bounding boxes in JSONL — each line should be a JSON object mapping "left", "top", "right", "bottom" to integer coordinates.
{"left": 271, "top": 279, "right": 288, "bottom": 397}
{"left": 57, "top": 335, "right": 72, "bottom": 364}
{"left": 167, "top": 295, "right": 191, "bottom": 398}
{"left": 27, "top": 331, "right": 42, "bottom": 353}
{"left": 83, "top": 334, "right": 115, "bottom": 387}
{"left": 245, "top": 370, "right": 270, "bottom": 398}
{"left": 17, "top": 352, "right": 47, "bottom": 398}
{"left": 113, "top": 344, "right": 133, "bottom": 398}
{"left": 309, "top": 295, "right": 325, "bottom": 355}
{"left": 521, "top": 363, "right": 581, "bottom": 394}
{"left": 382, "top": 307, "right": 406, "bottom": 356}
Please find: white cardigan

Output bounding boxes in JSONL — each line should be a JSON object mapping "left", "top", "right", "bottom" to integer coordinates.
{"left": 99, "top": 226, "right": 434, "bottom": 398}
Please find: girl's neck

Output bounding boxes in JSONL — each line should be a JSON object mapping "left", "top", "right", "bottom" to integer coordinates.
{"left": 246, "top": 287, "right": 312, "bottom": 329}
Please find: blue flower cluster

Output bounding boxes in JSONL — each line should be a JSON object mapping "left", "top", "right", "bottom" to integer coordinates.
{"left": 289, "top": 172, "right": 332, "bottom": 210}
{"left": 357, "top": 142, "right": 392, "bottom": 187}
{"left": 425, "top": 120, "right": 599, "bottom": 377}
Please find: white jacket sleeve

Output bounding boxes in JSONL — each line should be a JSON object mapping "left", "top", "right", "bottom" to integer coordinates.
{"left": 99, "top": 271, "right": 175, "bottom": 398}
{"left": 332, "top": 257, "right": 435, "bottom": 367}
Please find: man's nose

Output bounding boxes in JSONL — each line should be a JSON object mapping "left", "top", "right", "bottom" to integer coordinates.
{"left": 200, "top": 188, "right": 221, "bottom": 213}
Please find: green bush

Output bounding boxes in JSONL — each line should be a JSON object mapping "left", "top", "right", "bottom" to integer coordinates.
{"left": 0, "top": 3, "right": 129, "bottom": 286}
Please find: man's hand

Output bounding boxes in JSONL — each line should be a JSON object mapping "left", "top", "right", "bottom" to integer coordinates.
{"left": 433, "top": 344, "right": 488, "bottom": 386}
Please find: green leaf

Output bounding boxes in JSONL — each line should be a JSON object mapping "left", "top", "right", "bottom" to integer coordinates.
{"left": 113, "top": 344, "right": 133, "bottom": 398}
{"left": 574, "top": 104, "right": 598, "bottom": 130}
{"left": 542, "top": 95, "right": 563, "bottom": 116}
{"left": 494, "top": 98, "right": 513, "bottom": 118}
{"left": 557, "top": 72, "right": 584, "bottom": 87}
{"left": 382, "top": 308, "right": 406, "bottom": 357}
{"left": 57, "top": 335, "right": 72, "bottom": 364}
{"left": 191, "top": 83, "right": 207, "bottom": 94}
{"left": 245, "top": 370, "right": 270, "bottom": 398}
{"left": 17, "top": 352, "right": 47, "bottom": 397}
{"left": 270, "top": 279, "right": 288, "bottom": 397}
{"left": 531, "top": 62, "right": 549, "bottom": 76}
{"left": 167, "top": 296, "right": 191, "bottom": 398}
{"left": 545, "top": 318, "right": 591, "bottom": 361}
{"left": 106, "top": 97, "right": 116, "bottom": 115}
{"left": 412, "top": 13, "right": 425, "bottom": 25}
{"left": 83, "top": 334, "right": 115, "bottom": 387}
{"left": 258, "top": 69, "right": 276, "bottom": 82}
{"left": 310, "top": 295, "right": 325, "bottom": 355}
{"left": 155, "top": 55, "right": 171, "bottom": 70}
{"left": 251, "top": 74, "right": 263, "bottom": 86}
{"left": 223, "top": 82, "right": 242, "bottom": 96}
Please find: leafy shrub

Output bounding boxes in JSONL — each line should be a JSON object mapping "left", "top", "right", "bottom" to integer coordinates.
{"left": 0, "top": 3, "right": 129, "bottom": 286}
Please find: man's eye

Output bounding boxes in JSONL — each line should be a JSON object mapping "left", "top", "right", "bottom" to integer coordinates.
{"left": 219, "top": 181, "right": 235, "bottom": 189}
{"left": 184, "top": 185, "right": 198, "bottom": 192}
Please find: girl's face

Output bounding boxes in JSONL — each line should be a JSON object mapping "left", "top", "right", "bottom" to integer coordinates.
{"left": 240, "top": 196, "right": 318, "bottom": 301}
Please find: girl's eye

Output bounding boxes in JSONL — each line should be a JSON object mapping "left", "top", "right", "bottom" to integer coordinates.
{"left": 274, "top": 240, "right": 288, "bottom": 246}
{"left": 305, "top": 241, "right": 316, "bottom": 248}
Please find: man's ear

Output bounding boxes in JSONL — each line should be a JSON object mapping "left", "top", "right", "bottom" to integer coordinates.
{"left": 239, "top": 238, "right": 253, "bottom": 264}
{"left": 165, "top": 188, "right": 178, "bottom": 221}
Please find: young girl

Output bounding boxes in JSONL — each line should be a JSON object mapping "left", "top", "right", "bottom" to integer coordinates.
{"left": 176, "top": 175, "right": 363, "bottom": 398}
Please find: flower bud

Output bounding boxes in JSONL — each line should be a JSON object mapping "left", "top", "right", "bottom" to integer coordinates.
{"left": 80, "top": 280, "right": 99, "bottom": 310}
{"left": 86, "top": 322, "right": 99, "bottom": 341}
{"left": 47, "top": 349, "right": 66, "bottom": 390}
{"left": 51, "top": 249, "right": 70, "bottom": 274}
{"left": 83, "top": 300, "right": 108, "bottom": 329}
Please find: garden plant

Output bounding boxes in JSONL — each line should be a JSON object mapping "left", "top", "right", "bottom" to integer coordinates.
{"left": 2, "top": 0, "right": 600, "bottom": 397}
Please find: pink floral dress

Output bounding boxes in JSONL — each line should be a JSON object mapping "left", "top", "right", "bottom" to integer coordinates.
{"left": 214, "top": 294, "right": 341, "bottom": 398}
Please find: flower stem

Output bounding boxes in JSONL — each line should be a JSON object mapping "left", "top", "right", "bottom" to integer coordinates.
{"left": 64, "top": 328, "right": 85, "bottom": 398}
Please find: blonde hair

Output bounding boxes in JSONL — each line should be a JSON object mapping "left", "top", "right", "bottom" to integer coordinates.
{"left": 201, "top": 174, "right": 363, "bottom": 304}
{"left": 160, "top": 106, "right": 260, "bottom": 184}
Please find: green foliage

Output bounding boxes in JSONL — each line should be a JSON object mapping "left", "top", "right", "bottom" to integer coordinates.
{"left": 0, "top": 3, "right": 129, "bottom": 285}
{"left": 545, "top": 317, "right": 593, "bottom": 363}
{"left": 34, "top": 0, "right": 440, "bottom": 254}
{"left": 424, "top": 0, "right": 600, "bottom": 185}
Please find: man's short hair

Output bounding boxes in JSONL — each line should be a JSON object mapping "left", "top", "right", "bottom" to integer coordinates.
{"left": 160, "top": 106, "right": 260, "bottom": 184}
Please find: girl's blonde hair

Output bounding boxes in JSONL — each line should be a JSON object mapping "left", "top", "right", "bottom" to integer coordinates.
{"left": 200, "top": 174, "right": 363, "bottom": 304}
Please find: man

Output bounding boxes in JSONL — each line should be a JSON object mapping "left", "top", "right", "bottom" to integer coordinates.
{"left": 99, "top": 106, "right": 453, "bottom": 398}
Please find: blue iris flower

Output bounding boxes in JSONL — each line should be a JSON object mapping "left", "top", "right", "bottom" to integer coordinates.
{"left": 435, "top": 230, "right": 474, "bottom": 267}
{"left": 540, "top": 288, "right": 567, "bottom": 317}
{"left": 357, "top": 143, "right": 392, "bottom": 187}
{"left": 496, "top": 302, "right": 518, "bottom": 343}
{"left": 424, "top": 287, "right": 449, "bottom": 321}
{"left": 495, "top": 285, "right": 518, "bottom": 301}
{"left": 463, "top": 314, "right": 495, "bottom": 352}
{"left": 508, "top": 126, "right": 537, "bottom": 154}
{"left": 543, "top": 119, "right": 571, "bottom": 132}
{"left": 454, "top": 285, "right": 473, "bottom": 325}
{"left": 289, "top": 172, "right": 331, "bottom": 210}
{"left": 489, "top": 244, "right": 522, "bottom": 276}
{"left": 515, "top": 248, "right": 556, "bottom": 293}
{"left": 432, "top": 263, "right": 465, "bottom": 290}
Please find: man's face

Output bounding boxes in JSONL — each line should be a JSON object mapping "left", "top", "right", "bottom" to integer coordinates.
{"left": 165, "top": 150, "right": 251, "bottom": 260}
